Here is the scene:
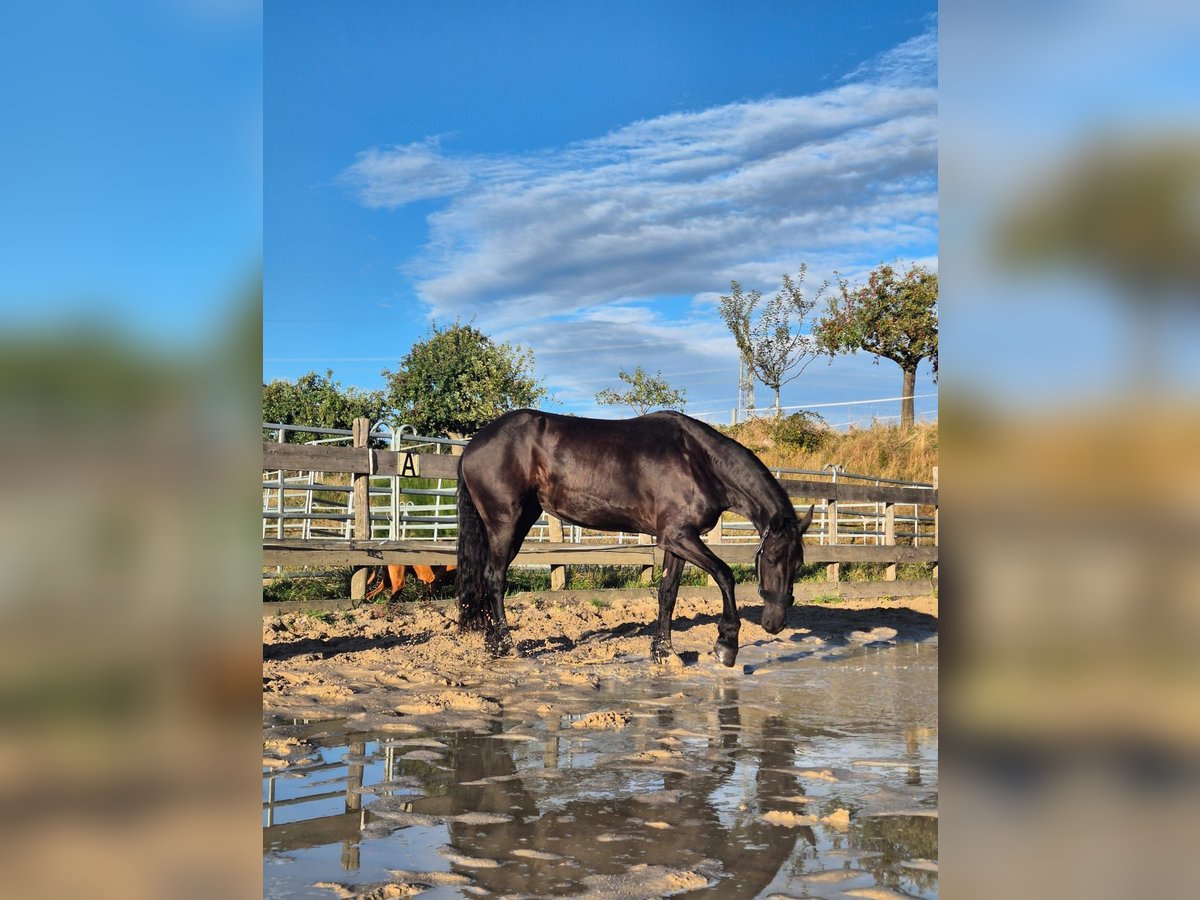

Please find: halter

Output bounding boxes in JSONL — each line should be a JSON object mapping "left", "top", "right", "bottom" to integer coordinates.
{"left": 756, "top": 523, "right": 794, "bottom": 607}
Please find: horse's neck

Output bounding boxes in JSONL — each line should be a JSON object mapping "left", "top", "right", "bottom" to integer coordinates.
{"left": 719, "top": 445, "right": 792, "bottom": 531}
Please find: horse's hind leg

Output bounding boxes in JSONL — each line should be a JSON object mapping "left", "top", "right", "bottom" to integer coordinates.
{"left": 482, "top": 499, "right": 543, "bottom": 656}
{"left": 482, "top": 545, "right": 513, "bottom": 654}
{"left": 652, "top": 551, "right": 685, "bottom": 663}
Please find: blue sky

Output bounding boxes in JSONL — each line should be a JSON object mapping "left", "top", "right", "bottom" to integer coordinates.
{"left": 265, "top": 1, "right": 938, "bottom": 426}
{"left": 0, "top": 1, "right": 261, "bottom": 342}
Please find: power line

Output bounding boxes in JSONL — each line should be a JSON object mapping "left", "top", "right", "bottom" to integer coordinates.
{"left": 687, "top": 393, "right": 938, "bottom": 416}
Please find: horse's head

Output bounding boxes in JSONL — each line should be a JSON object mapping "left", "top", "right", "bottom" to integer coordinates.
{"left": 757, "top": 504, "right": 815, "bottom": 634}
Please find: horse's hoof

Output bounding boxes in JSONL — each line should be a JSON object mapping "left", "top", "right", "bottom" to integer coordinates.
{"left": 713, "top": 642, "right": 738, "bottom": 667}
{"left": 485, "top": 630, "right": 514, "bottom": 657}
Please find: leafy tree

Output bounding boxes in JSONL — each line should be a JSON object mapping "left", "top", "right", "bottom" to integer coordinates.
{"left": 595, "top": 366, "right": 687, "bottom": 416}
{"left": 383, "top": 321, "right": 547, "bottom": 438}
{"left": 814, "top": 262, "right": 938, "bottom": 429}
{"left": 997, "top": 137, "right": 1200, "bottom": 388}
{"left": 718, "top": 266, "right": 825, "bottom": 416}
{"left": 262, "top": 370, "right": 388, "bottom": 442}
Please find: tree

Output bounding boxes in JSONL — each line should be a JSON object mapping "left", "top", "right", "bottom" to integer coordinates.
{"left": 997, "top": 137, "right": 1200, "bottom": 389}
{"left": 383, "top": 321, "right": 547, "bottom": 437}
{"left": 814, "top": 263, "right": 938, "bottom": 429}
{"left": 718, "top": 266, "right": 825, "bottom": 415}
{"left": 262, "top": 370, "right": 388, "bottom": 442}
{"left": 595, "top": 367, "right": 687, "bottom": 416}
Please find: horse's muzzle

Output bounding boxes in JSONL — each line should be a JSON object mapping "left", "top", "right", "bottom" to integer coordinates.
{"left": 759, "top": 589, "right": 792, "bottom": 634}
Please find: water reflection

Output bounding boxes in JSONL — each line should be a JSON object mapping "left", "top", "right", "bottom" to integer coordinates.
{"left": 264, "top": 642, "right": 938, "bottom": 898}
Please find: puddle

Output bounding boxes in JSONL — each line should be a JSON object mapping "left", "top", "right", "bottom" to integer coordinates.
{"left": 264, "top": 640, "right": 937, "bottom": 898}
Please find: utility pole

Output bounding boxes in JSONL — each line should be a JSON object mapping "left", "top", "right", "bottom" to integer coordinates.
{"left": 737, "top": 354, "right": 755, "bottom": 423}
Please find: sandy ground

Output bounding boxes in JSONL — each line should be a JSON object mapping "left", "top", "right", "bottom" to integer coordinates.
{"left": 263, "top": 593, "right": 938, "bottom": 898}
{"left": 263, "top": 592, "right": 937, "bottom": 739}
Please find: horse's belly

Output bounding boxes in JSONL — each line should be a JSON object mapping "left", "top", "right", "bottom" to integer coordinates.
{"left": 544, "top": 495, "right": 649, "bottom": 536}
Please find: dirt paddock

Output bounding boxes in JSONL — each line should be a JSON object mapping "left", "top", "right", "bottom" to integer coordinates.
{"left": 262, "top": 592, "right": 938, "bottom": 729}
{"left": 263, "top": 592, "right": 939, "bottom": 897}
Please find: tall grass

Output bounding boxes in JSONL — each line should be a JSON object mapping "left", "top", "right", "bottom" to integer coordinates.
{"left": 723, "top": 418, "right": 938, "bottom": 484}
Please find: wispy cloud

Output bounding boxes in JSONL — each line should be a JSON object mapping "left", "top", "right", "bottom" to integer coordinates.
{"left": 842, "top": 20, "right": 938, "bottom": 86}
{"left": 338, "top": 26, "right": 937, "bottom": 416}
{"left": 339, "top": 138, "right": 472, "bottom": 208}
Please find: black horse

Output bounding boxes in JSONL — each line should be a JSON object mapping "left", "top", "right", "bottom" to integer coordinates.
{"left": 455, "top": 409, "right": 814, "bottom": 666}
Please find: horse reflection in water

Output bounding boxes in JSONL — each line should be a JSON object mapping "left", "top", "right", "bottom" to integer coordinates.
{"left": 456, "top": 410, "right": 814, "bottom": 665}
{"left": 404, "top": 686, "right": 815, "bottom": 898}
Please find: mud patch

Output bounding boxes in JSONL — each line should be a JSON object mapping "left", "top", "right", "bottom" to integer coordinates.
{"left": 511, "top": 848, "right": 563, "bottom": 861}
{"left": 394, "top": 691, "right": 501, "bottom": 716}
{"left": 313, "top": 881, "right": 423, "bottom": 899}
{"left": 579, "top": 864, "right": 710, "bottom": 898}
{"left": 569, "top": 709, "right": 631, "bottom": 730}
{"left": 762, "top": 808, "right": 851, "bottom": 829}
{"left": 437, "top": 847, "right": 502, "bottom": 868}
{"left": 452, "top": 812, "right": 514, "bottom": 825}
{"left": 383, "top": 870, "right": 472, "bottom": 887}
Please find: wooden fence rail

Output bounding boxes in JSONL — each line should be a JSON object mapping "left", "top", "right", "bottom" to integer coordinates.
{"left": 263, "top": 425, "right": 938, "bottom": 600}
{"left": 263, "top": 441, "right": 937, "bottom": 505}
{"left": 262, "top": 538, "right": 938, "bottom": 569}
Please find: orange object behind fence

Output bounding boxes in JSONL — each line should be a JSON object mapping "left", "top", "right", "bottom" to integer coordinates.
{"left": 365, "top": 564, "right": 457, "bottom": 601}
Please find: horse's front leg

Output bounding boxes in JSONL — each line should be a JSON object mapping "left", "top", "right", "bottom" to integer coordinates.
{"left": 660, "top": 529, "right": 740, "bottom": 667}
{"left": 652, "top": 551, "right": 685, "bottom": 663}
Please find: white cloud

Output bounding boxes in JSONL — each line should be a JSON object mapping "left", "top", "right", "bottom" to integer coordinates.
{"left": 381, "top": 80, "right": 935, "bottom": 324}
{"left": 842, "top": 22, "right": 938, "bottom": 87}
{"left": 338, "top": 138, "right": 472, "bottom": 208}
{"left": 338, "top": 26, "right": 938, "bottom": 417}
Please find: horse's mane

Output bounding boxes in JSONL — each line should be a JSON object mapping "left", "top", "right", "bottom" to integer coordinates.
{"left": 653, "top": 412, "right": 796, "bottom": 527}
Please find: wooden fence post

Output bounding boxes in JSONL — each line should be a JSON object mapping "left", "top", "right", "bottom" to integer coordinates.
{"left": 638, "top": 531, "right": 654, "bottom": 585}
{"left": 825, "top": 498, "right": 840, "bottom": 583}
{"left": 931, "top": 466, "right": 939, "bottom": 584}
{"left": 350, "top": 417, "right": 371, "bottom": 600}
{"left": 547, "top": 515, "right": 566, "bottom": 590}
{"left": 884, "top": 501, "right": 897, "bottom": 581}
{"left": 706, "top": 517, "right": 723, "bottom": 586}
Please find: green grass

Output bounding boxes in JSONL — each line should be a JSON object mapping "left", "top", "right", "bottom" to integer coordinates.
{"left": 504, "top": 568, "right": 551, "bottom": 594}
{"left": 264, "top": 557, "right": 935, "bottom": 605}
{"left": 821, "top": 562, "right": 936, "bottom": 583}
{"left": 263, "top": 567, "right": 354, "bottom": 602}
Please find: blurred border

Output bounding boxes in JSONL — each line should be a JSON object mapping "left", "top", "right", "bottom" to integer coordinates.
{"left": 0, "top": 3, "right": 262, "bottom": 897}
{"left": 3, "top": 2, "right": 1199, "bottom": 896}
{"left": 942, "top": 1, "right": 1200, "bottom": 895}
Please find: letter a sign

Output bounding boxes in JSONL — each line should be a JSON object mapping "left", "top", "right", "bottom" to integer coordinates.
{"left": 400, "top": 452, "right": 420, "bottom": 477}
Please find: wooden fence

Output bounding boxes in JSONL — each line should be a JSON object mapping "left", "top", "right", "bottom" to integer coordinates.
{"left": 263, "top": 420, "right": 938, "bottom": 600}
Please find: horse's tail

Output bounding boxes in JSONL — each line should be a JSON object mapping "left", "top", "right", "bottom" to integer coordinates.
{"left": 455, "top": 462, "right": 490, "bottom": 631}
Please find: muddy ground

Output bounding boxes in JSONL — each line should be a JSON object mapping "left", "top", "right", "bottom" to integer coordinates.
{"left": 263, "top": 593, "right": 938, "bottom": 898}
{"left": 263, "top": 593, "right": 937, "bottom": 735}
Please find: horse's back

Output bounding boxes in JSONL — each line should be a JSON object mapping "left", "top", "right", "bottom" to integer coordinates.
{"left": 463, "top": 409, "right": 724, "bottom": 478}
{"left": 460, "top": 409, "right": 724, "bottom": 534}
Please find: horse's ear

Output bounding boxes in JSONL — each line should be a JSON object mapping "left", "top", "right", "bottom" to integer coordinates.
{"left": 797, "top": 504, "right": 815, "bottom": 534}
